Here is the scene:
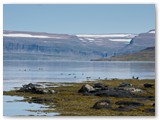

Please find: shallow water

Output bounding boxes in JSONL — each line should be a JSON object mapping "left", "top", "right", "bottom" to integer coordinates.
{"left": 3, "top": 60, "right": 155, "bottom": 116}
{"left": 3, "top": 95, "right": 59, "bottom": 116}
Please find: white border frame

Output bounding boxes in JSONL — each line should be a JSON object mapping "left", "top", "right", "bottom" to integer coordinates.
{"left": 0, "top": 0, "right": 159, "bottom": 120}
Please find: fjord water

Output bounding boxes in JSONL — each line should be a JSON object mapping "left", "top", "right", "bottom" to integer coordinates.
{"left": 4, "top": 60, "right": 155, "bottom": 91}
{"left": 3, "top": 60, "right": 155, "bottom": 116}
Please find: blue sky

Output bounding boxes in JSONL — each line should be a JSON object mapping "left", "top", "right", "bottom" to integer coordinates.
{"left": 3, "top": 4, "right": 155, "bottom": 34}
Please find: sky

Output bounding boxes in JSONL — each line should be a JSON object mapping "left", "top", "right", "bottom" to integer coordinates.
{"left": 3, "top": 4, "right": 155, "bottom": 34}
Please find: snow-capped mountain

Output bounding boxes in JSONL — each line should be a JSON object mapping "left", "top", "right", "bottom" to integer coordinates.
{"left": 118, "top": 29, "right": 155, "bottom": 55}
{"left": 3, "top": 30, "right": 154, "bottom": 60}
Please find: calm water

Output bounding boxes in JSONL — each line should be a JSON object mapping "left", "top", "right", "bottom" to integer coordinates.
{"left": 3, "top": 60, "right": 155, "bottom": 116}
{"left": 3, "top": 95, "right": 59, "bottom": 116}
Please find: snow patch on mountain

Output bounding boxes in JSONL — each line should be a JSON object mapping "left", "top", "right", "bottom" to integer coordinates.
{"left": 148, "top": 30, "right": 155, "bottom": 34}
{"left": 109, "top": 39, "right": 132, "bottom": 42}
{"left": 77, "top": 34, "right": 135, "bottom": 38}
{"left": 3, "top": 33, "right": 68, "bottom": 39}
{"left": 3, "top": 33, "right": 52, "bottom": 38}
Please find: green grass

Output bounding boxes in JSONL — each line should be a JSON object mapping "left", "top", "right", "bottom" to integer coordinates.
{"left": 4, "top": 79, "right": 155, "bottom": 116}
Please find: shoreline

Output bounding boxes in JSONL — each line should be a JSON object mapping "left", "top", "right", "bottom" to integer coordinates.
{"left": 4, "top": 79, "right": 155, "bottom": 116}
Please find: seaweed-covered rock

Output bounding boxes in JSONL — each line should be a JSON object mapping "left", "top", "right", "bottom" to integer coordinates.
{"left": 144, "top": 108, "right": 155, "bottom": 113}
{"left": 113, "top": 105, "right": 136, "bottom": 112}
{"left": 144, "top": 83, "right": 154, "bottom": 88}
{"left": 119, "top": 82, "right": 132, "bottom": 87}
{"left": 78, "top": 84, "right": 95, "bottom": 93}
{"left": 49, "top": 90, "right": 55, "bottom": 94}
{"left": 115, "top": 101, "right": 144, "bottom": 106}
{"left": 18, "top": 83, "right": 55, "bottom": 94}
{"left": 94, "top": 89, "right": 134, "bottom": 98}
{"left": 123, "top": 87, "right": 143, "bottom": 93}
{"left": 93, "top": 100, "right": 111, "bottom": 109}
{"left": 93, "top": 83, "right": 108, "bottom": 90}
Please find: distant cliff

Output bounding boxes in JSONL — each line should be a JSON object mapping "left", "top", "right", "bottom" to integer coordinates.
{"left": 3, "top": 30, "right": 135, "bottom": 60}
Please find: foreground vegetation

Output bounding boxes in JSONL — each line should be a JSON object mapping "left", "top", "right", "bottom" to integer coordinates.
{"left": 4, "top": 79, "right": 155, "bottom": 116}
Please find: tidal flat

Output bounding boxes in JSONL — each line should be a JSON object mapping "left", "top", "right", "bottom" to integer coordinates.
{"left": 3, "top": 79, "right": 155, "bottom": 116}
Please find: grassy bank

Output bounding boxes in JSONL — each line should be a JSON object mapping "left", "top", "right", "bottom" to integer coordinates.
{"left": 3, "top": 79, "right": 155, "bottom": 116}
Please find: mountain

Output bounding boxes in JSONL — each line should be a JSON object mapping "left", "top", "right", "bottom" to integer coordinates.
{"left": 117, "top": 29, "right": 155, "bottom": 55}
{"left": 3, "top": 30, "right": 136, "bottom": 60}
{"left": 92, "top": 47, "right": 155, "bottom": 61}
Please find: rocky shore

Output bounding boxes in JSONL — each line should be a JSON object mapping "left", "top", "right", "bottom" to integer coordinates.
{"left": 3, "top": 79, "right": 155, "bottom": 116}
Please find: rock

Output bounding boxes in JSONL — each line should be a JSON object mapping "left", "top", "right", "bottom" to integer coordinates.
{"left": 136, "top": 96, "right": 155, "bottom": 101}
{"left": 49, "top": 90, "right": 55, "bottom": 94}
{"left": 18, "top": 83, "right": 55, "bottom": 94}
{"left": 78, "top": 84, "right": 95, "bottom": 93}
{"left": 113, "top": 105, "right": 136, "bottom": 112}
{"left": 144, "top": 108, "right": 155, "bottom": 113}
{"left": 152, "top": 103, "right": 155, "bottom": 106}
{"left": 41, "top": 89, "right": 49, "bottom": 94}
{"left": 114, "top": 87, "right": 142, "bottom": 93}
{"left": 115, "top": 101, "right": 144, "bottom": 106}
{"left": 114, "top": 101, "right": 144, "bottom": 112}
{"left": 119, "top": 82, "right": 132, "bottom": 87}
{"left": 93, "top": 100, "right": 111, "bottom": 109}
{"left": 93, "top": 83, "right": 108, "bottom": 90}
{"left": 144, "top": 83, "right": 154, "bottom": 88}
{"left": 123, "top": 87, "right": 143, "bottom": 93}
{"left": 112, "top": 78, "right": 118, "bottom": 80}
{"left": 94, "top": 89, "right": 134, "bottom": 98}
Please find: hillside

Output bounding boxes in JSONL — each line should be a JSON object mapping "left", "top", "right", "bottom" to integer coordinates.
{"left": 92, "top": 47, "right": 155, "bottom": 61}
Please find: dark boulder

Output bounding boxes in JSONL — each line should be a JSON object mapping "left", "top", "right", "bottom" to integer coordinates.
{"left": 94, "top": 89, "right": 134, "bottom": 98}
{"left": 18, "top": 83, "right": 55, "bottom": 94}
{"left": 78, "top": 84, "right": 148, "bottom": 99}
{"left": 19, "top": 83, "right": 44, "bottom": 92}
{"left": 115, "top": 101, "right": 144, "bottom": 106}
{"left": 113, "top": 105, "right": 136, "bottom": 112}
{"left": 93, "top": 83, "right": 108, "bottom": 90}
{"left": 144, "top": 83, "right": 154, "bottom": 88}
{"left": 152, "top": 103, "right": 155, "bottom": 106}
{"left": 144, "top": 108, "right": 155, "bottom": 113}
{"left": 93, "top": 100, "right": 111, "bottom": 109}
{"left": 78, "top": 84, "right": 95, "bottom": 93}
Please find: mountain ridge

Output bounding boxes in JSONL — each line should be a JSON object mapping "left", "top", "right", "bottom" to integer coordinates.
{"left": 3, "top": 29, "right": 155, "bottom": 60}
